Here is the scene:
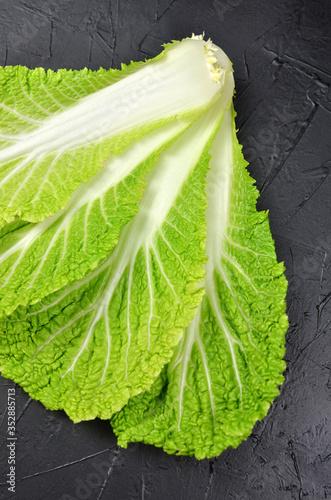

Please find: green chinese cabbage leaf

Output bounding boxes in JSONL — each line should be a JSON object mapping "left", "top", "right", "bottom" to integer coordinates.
{"left": 111, "top": 106, "right": 288, "bottom": 459}
{"left": 0, "top": 88, "right": 234, "bottom": 423}
{"left": 0, "top": 37, "right": 226, "bottom": 227}
{"left": 0, "top": 118, "right": 194, "bottom": 317}
{"left": 0, "top": 36, "right": 288, "bottom": 459}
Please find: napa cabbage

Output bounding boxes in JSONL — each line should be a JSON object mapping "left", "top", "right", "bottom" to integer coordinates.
{"left": 0, "top": 36, "right": 287, "bottom": 459}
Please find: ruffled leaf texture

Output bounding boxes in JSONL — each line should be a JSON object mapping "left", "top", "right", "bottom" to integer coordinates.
{"left": 0, "top": 119, "right": 192, "bottom": 317}
{"left": 0, "top": 37, "right": 226, "bottom": 226}
{"left": 0, "top": 99, "right": 232, "bottom": 423}
{"left": 111, "top": 107, "right": 288, "bottom": 459}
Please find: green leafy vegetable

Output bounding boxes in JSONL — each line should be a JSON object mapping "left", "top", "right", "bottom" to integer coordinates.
{"left": 0, "top": 36, "right": 288, "bottom": 459}
{"left": 0, "top": 37, "right": 226, "bottom": 227}
{"left": 111, "top": 106, "right": 288, "bottom": 459}
{"left": 0, "top": 90, "right": 234, "bottom": 423}
{"left": 0, "top": 118, "right": 193, "bottom": 317}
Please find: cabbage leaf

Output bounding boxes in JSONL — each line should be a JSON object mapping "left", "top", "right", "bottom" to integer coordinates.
{"left": 0, "top": 94, "right": 234, "bottom": 423}
{"left": 111, "top": 107, "right": 288, "bottom": 459}
{"left": 0, "top": 118, "right": 193, "bottom": 317}
{"left": 0, "top": 37, "right": 226, "bottom": 226}
{"left": 0, "top": 37, "right": 288, "bottom": 459}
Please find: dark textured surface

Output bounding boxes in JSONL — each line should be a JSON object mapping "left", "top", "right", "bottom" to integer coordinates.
{"left": 0, "top": 0, "right": 330, "bottom": 498}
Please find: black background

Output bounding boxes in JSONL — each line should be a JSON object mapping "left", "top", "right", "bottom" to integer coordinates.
{"left": 0, "top": 0, "right": 331, "bottom": 499}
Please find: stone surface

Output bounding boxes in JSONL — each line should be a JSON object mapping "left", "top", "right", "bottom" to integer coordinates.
{"left": 0, "top": 0, "right": 330, "bottom": 498}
